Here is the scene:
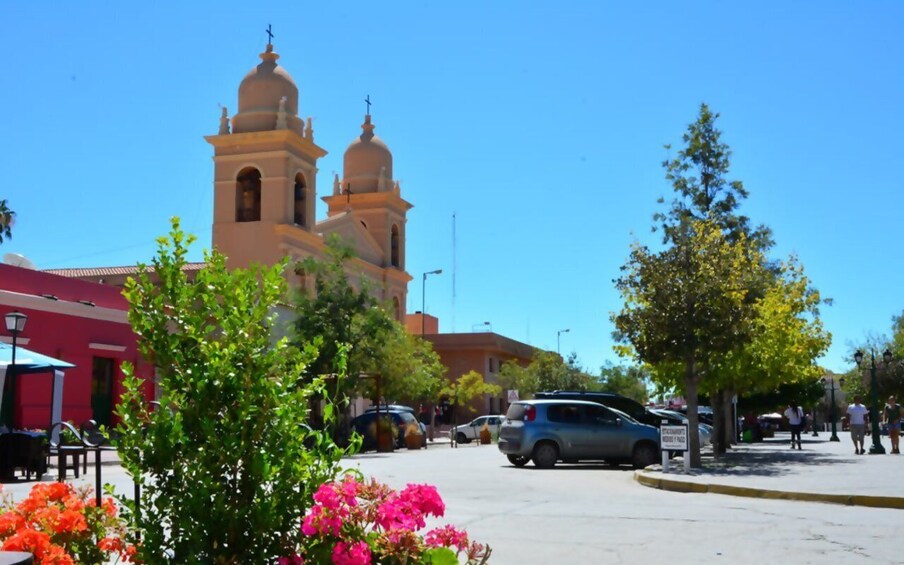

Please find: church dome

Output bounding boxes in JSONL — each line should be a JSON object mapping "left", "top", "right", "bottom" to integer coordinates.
{"left": 232, "top": 45, "right": 301, "bottom": 134}
{"left": 343, "top": 115, "right": 393, "bottom": 193}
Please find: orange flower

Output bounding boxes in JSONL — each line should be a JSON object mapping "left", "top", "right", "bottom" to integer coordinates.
{"left": 98, "top": 535, "right": 125, "bottom": 553}
{"left": 55, "top": 510, "right": 88, "bottom": 535}
{"left": 2, "top": 527, "right": 53, "bottom": 560}
{"left": 0, "top": 511, "right": 26, "bottom": 537}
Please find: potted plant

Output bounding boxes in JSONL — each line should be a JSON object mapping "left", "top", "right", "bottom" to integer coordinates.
{"left": 479, "top": 423, "right": 492, "bottom": 445}
{"left": 370, "top": 416, "right": 395, "bottom": 453}
{"left": 405, "top": 421, "right": 424, "bottom": 450}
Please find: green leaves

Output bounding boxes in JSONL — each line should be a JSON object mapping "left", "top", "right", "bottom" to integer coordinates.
{"left": 114, "top": 218, "right": 349, "bottom": 563}
{"left": 424, "top": 547, "right": 459, "bottom": 565}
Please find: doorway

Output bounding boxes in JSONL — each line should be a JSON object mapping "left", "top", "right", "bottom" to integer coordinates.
{"left": 91, "top": 357, "right": 115, "bottom": 427}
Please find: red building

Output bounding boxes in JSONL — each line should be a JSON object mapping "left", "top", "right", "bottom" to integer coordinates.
{"left": 0, "top": 264, "right": 153, "bottom": 430}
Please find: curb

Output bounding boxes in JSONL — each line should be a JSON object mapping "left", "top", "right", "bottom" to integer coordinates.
{"left": 633, "top": 470, "right": 904, "bottom": 510}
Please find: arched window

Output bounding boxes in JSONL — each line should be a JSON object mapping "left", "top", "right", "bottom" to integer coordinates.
{"left": 390, "top": 224, "right": 400, "bottom": 268}
{"left": 294, "top": 173, "right": 306, "bottom": 227}
{"left": 236, "top": 168, "right": 261, "bottom": 222}
{"left": 392, "top": 296, "right": 401, "bottom": 321}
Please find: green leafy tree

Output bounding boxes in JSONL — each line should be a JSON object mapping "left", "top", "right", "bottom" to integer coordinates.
{"left": 655, "top": 103, "right": 772, "bottom": 250}
{"left": 115, "top": 218, "right": 348, "bottom": 563}
{"left": 0, "top": 199, "right": 14, "bottom": 244}
{"left": 293, "top": 236, "right": 441, "bottom": 404}
{"left": 440, "top": 370, "right": 502, "bottom": 427}
{"left": 597, "top": 362, "right": 650, "bottom": 403}
{"left": 614, "top": 219, "right": 761, "bottom": 466}
{"left": 498, "top": 351, "right": 595, "bottom": 399}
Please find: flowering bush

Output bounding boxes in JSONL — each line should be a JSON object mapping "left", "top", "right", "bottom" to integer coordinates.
{"left": 0, "top": 483, "right": 133, "bottom": 564}
{"left": 284, "top": 476, "right": 491, "bottom": 565}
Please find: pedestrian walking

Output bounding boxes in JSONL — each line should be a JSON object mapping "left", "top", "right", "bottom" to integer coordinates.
{"left": 784, "top": 403, "right": 804, "bottom": 450}
{"left": 884, "top": 396, "right": 901, "bottom": 455}
{"left": 847, "top": 395, "right": 869, "bottom": 455}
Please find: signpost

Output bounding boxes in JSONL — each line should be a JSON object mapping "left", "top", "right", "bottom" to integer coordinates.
{"left": 660, "top": 421, "right": 690, "bottom": 473}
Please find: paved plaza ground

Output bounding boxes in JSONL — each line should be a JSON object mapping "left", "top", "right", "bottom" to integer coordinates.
{"left": 2, "top": 432, "right": 902, "bottom": 564}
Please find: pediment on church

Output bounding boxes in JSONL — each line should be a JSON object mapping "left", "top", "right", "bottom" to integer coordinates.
{"left": 315, "top": 213, "right": 385, "bottom": 267}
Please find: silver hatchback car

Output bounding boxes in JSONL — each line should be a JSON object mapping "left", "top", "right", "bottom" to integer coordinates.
{"left": 498, "top": 399, "right": 661, "bottom": 469}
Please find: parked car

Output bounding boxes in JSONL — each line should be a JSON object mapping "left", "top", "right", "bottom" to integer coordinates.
{"left": 450, "top": 415, "right": 505, "bottom": 443}
{"left": 648, "top": 408, "right": 712, "bottom": 447}
{"left": 351, "top": 409, "right": 426, "bottom": 451}
{"left": 363, "top": 404, "right": 428, "bottom": 439}
{"left": 534, "top": 391, "right": 659, "bottom": 426}
{"left": 498, "top": 399, "right": 660, "bottom": 469}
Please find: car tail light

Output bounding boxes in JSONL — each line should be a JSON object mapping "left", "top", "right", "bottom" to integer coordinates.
{"left": 524, "top": 405, "right": 536, "bottom": 422}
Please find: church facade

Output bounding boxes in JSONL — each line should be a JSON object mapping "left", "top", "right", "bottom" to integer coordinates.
{"left": 50, "top": 40, "right": 412, "bottom": 321}
{"left": 206, "top": 41, "right": 412, "bottom": 320}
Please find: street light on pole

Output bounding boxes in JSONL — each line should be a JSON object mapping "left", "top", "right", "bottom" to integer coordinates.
{"left": 421, "top": 269, "right": 442, "bottom": 336}
{"left": 854, "top": 349, "right": 892, "bottom": 455}
{"left": 3, "top": 311, "right": 28, "bottom": 428}
{"left": 557, "top": 328, "right": 570, "bottom": 355}
{"left": 819, "top": 375, "right": 844, "bottom": 442}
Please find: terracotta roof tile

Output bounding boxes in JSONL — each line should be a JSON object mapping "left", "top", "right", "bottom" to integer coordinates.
{"left": 43, "top": 262, "right": 207, "bottom": 278}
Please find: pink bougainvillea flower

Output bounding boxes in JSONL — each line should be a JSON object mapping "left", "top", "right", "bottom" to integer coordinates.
{"left": 277, "top": 554, "right": 305, "bottom": 565}
{"left": 425, "top": 524, "right": 470, "bottom": 551}
{"left": 332, "top": 540, "right": 372, "bottom": 565}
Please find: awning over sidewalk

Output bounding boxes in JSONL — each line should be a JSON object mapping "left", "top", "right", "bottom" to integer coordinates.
{"left": 0, "top": 342, "right": 74, "bottom": 433}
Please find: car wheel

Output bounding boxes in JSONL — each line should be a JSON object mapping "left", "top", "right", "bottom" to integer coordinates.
{"left": 507, "top": 454, "right": 530, "bottom": 467}
{"left": 532, "top": 442, "right": 558, "bottom": 469}
{"left": 455, "top": 432, "right": 470, "bottom": 444}
{"left": 632, "top": 443, "right": 658, "bottom": 469}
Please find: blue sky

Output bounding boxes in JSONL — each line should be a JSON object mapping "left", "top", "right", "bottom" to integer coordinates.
{"left": 2, "top": 2, "right": 902, "bottom": 375}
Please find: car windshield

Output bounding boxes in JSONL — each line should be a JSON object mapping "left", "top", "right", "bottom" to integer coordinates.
{"left": 398, "top": 412, "right": 416, "bottom": 424}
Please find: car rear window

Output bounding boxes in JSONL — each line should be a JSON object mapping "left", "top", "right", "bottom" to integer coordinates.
{"left": 506, "top": 403, "right": 528, "bottom": 420}
{"left": 547, "top": 404, "right": 582, "bottom": 423}
{"left": 399, "top": 412, "right": 416, "bottom": 424}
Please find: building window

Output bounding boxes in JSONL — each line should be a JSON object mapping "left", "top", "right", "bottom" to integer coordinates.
{"left": 489, "top": 357, "right": 496, "bottom": 373}
{"left": 294, "top": 173, "right": 306, "bottom": 227}
{"left": 236, "top": 168, "right": 262, "bottom": 222}
{"left": 390, "top": 224, "right": 400, "bottom": 268}
{"left": 392, "top": 297, "right": 401, "bottom": 321}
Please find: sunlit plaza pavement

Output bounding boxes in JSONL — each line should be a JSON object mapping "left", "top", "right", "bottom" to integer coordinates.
{"left": 4, "top": 432, "right": 902, "bottom": 564}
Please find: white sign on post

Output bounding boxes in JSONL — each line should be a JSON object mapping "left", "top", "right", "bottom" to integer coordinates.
{"left": 660, "top": 423, "right": 689, "bottom": 473}
{"left": 507, "top": 389, "right": 519, "bottom": 402}
{"left": 660, "top": 424, "right": 689, "bottom": 451}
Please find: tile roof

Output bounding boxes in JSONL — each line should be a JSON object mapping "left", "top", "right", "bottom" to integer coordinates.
{"left": 43, "top": 262, "right": 207, "bottom": 278}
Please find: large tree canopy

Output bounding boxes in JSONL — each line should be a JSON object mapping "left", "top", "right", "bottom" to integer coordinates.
{"left": 292, "top": 236, "right": 443, "bottom": 405}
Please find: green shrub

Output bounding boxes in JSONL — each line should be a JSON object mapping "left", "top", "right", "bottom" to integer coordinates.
{"left": 115, "top": 218, "right": 351, "bottom": 563}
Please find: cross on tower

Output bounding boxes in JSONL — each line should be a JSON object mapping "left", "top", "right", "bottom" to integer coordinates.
{"left": 266, "top": 24, "right": 274, "bottom": 45}
{"left": 365, "top": 94, "right": 372, "bottom": 115}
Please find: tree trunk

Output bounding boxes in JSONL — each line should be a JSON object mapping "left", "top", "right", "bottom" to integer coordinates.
{"left": 684, "top": 358, "right": 702, "bottom": 468}
{"left": 710, "top": 390, "right": 725, "bottom": 458}
{"left": 722, "top": 389, "right": 736, "bottom": 448}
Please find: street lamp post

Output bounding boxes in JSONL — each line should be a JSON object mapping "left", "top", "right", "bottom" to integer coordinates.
{"left": 3, "top": 311, "right": 28, "bottom": 429}
{"left": 854, "top": 349, "right": 892, "bottom": 455}
{"left": 421, "top": 269, "right": 443, "bottom": 336}
{"left": 557, "top": 328, "right": 570, "bottom": 355}
{"left": 820, "top": 375, "right": 844, "bottom": 442}
{"left": 421, "top": 269, "right": 442, "bottom": 442}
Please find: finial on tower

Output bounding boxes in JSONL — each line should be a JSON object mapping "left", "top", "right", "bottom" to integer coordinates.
{"left": 218, "top": 106, "right": 231, "bottom": 135}
{"left": 365, "top": 94, "right": 372, "bottom": 116}
{"left": 266, "top": 24, "right": 274, "bottom": 48}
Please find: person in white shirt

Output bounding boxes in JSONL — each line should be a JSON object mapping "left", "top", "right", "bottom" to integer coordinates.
{"left": 783, "top": 404, "right": 804, "bottom": 450}
{"left": 847, "top": 395, "right": 869, "bottom": 455}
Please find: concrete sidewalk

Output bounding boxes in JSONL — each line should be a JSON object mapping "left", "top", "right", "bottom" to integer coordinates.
{"left": 636, "top": 430, "right": 904, "bottom": 509}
